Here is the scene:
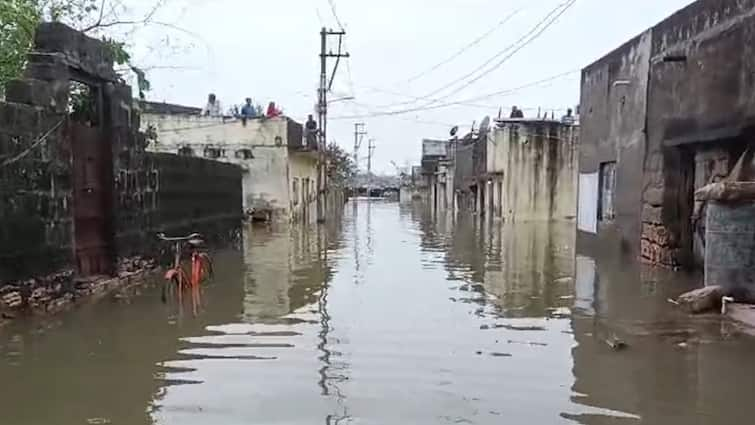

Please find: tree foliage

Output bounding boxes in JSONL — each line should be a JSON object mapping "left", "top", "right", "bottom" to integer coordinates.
{"left": 1, "top": 0, "right": 166, "bottom": 96}
{"left": 326, "top": 143, "right": 356, "bottom": 187}
{"left": 0, "top": 0, "right": 39, "bottom": 90}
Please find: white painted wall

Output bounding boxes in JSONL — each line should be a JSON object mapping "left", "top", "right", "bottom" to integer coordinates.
{"left": 141, "top": 112, "right": 317, "bottom": 222}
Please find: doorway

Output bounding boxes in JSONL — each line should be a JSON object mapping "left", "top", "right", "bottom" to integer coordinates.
{"left": 69, "top": 81, "right": 115, "bottom": 276}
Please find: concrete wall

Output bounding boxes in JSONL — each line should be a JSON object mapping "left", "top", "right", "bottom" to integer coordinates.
{"left": 0, "top": 23, "right": 243, "bottom": 288}
{"left": 580, "top": 0, "right": 755, "bottom": 267}
{"left": 644, "top": 0, "right": 755, "bottom": 267}
{"left": 579, "top": 30, "right": 652, "bottom": 256}
{"left": 0, "top": 102, "right": 72, "bottom": 281}
{"left": 142, "top": 110, "right": 314, "bottom": 222}
{"left": 146, "top": 153, "right": 242, "bottom": 236}
{"left": 493, "top": 121, "right": 578, "bottom": 221}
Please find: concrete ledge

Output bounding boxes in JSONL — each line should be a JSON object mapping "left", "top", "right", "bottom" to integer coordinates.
{"left": 0, "top": 259, "right": 161, "bottom": 327}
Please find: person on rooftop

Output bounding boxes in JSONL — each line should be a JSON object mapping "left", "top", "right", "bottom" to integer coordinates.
{"left": 509, "top": 106, "right": 524, "bottom": 118}
{"left": 561, "top": 108, "right": 576, "bottom": 125}
{"left": 202, "top": 93, "right": 222, "bottom": 117}
{"left": 266, "top": 101, "right": 282, "bottom": 118}
{"left": 240, "top": 98, "right": 257, "bottom": 126}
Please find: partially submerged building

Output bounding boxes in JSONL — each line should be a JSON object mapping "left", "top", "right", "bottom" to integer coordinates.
{"left": 446, "top": 119, "right": 578, "bottom": 221}
{"left": 421, "top": 139, "right": 454, "bottom": 212}
{"left": 140, "top": 103, "right": 319, "bottom": 223}
{"left": 578, "top": 0, "right": 755, "bottom": 268}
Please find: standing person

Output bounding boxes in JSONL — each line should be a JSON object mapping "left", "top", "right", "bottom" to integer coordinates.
{"left": 305, "top": 114, "right": 318, "bottom": 148}
{"left": 509, "top": 106, "right": 524, "bottom": 118}
{"left": 266, "top": 101, "right": 282, "bottom": 118}
{"left": 202, "top": 93, "right": 222, "bottom": 117}
{"left": 240, "top": 98, "right": 257, "bottom": 126}
{"left": 561, "top": 108, "right": 575, "bottom": 125}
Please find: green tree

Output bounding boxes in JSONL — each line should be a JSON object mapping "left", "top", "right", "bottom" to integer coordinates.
{"left": 0, "top": 0, "right": 38, "bottom": 90}
{"left": 326, "top": 143, "right": 356, "bottom": 187}
{"left": 1, "top": 0, "right": 176, "bottom": 96}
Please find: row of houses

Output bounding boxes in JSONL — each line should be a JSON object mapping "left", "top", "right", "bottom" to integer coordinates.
{"left": 410, "top": 0, "right": 755, "bottom": 272}
{"left": 409, "top": 118, "right": 579, "bottom": 224}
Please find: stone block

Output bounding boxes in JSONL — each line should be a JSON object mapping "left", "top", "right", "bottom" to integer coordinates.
{"left": 676, "top": 285, "right": 722, "bottom": 314}
{"left": 642, "top": 204, "right": 664, "bottom": 224}
{"left": 4, "top": 79, "right": 66, "bottom": 112}
{"left": 34, "top": 22, "right": 117, "bottom": 81}
{"left": 644, "top": 187, "right": 665, "bottom": 206}
{"left": 23, "top": 52, "right": 70, "bottom": 80}
{"left": 642, "top": 223, "right": 671, "bottom": 246}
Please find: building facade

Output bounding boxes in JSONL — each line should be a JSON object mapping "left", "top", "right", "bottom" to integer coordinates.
{"left": 140, "top": 103, "right": 320, "bottom": 223}
{"left": 578, "top": 0, "right": 755, "bottom": 268}
{"left": 491, "top": 119, "right": 578, "bottom": 222}
{"left": 445, "top": 120, "right": 578, "bottom": 221}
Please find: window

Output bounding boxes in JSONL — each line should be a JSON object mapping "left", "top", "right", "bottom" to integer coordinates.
{"left": 235, "top": 149, "right": 254, "bottom": 159}
{"left": 178, "top": 146, "right": 194, "bottom": 156}
{"left": 292, "top": 178, "right": 299, "bottom": 205}
{"left": 204, "top": 146, "right": 222, "bottom": 159}
{"left": 598, "top": 161, "right": 616, "bottom": 221}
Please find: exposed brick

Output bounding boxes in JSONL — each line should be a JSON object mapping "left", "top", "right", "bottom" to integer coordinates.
{"left": 642, "top": 204, "right": 664, "bottom": 224}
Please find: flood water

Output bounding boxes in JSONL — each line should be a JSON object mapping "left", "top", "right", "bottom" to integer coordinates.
{"left": 2, "top": 199, "right": 755, "bottom": 424}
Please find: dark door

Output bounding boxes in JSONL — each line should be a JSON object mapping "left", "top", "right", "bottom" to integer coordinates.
{"left": 70, "top": 122, "right": 113, "bottom": 276}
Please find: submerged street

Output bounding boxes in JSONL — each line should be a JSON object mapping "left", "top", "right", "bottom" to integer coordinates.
{"left": 2, "top": 200, "right": 755, "bottom": 425}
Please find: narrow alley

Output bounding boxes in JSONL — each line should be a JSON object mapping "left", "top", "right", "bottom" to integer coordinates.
{"left": 2, "top": 200, "right": 755, "bottom": 425}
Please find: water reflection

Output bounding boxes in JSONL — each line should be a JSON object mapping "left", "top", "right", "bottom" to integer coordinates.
{"left": 568, "top": 250, "right": 755, "bottom": 425}
{"left": 3, "top": 201, "right": 755, "bottom": 424}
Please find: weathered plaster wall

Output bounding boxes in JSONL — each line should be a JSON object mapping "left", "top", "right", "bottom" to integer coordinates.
{"left": 579, "top": 30, "right": 651, "bottom": 255}
{"left": 494, "top": 122, "right": 578, "bottom": 221}
{"left": 288, "top": 152, "right": 319, "bottom": 222}
{"left": 644, "top": 0, "right": 755, "bottom": 267}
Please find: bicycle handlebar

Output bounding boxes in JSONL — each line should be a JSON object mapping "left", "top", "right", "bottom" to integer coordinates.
{"left": 156, "top": 232, "right": 202, "bottom": 242}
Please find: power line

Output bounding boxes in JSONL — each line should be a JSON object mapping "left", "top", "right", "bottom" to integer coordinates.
{"left": 327, "top": 0, "right": 344, "bottom": 30}
{"left": 434, "top": 0, "right": 577, "bottom": 102}
{"left": 379, "top": 0, "right": 576, "bottom": 111}
{"left": 403, "top": 9, "right": 522, "bottom": 84}
{"left": 329, "top": 68, "right": 579, "bottom": 120}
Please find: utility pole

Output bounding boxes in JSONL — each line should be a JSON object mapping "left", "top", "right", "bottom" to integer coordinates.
{"left": 317, "top": 27, "right": 350, "bottom": 221}
{"left": 353, "top": 122, "right": 366, "bottom": 194}
{"left": 367, "top": 138, "right": 375, "bottom": 196}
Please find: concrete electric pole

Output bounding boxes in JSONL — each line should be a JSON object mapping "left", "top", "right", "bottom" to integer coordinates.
{"left": 317, "top": 27, "right": 350, "bottom": 221}
{"left": 353, "top": 122, "right": 366, "bottom": 192}
{"left": 367, "top": 138, "right": 376, "bottom": 196}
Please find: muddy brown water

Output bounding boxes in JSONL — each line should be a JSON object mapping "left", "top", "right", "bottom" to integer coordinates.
{"left": 2, "top": 200, "right": 755, "bottom": 424}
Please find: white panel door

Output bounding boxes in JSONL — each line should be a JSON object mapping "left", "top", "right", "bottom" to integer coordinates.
{"left": 578, "top": 172, "right": 599, "bottom": 234}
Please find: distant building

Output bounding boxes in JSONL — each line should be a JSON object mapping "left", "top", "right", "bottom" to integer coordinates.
{"left": 140, "top": 101, "right": 319, "bottom": 223}
{"left": 420, "top": 139, "right": 454, "bottom": 212}
{"left": 450, "top": 119, "right": 578, "bottom": 221}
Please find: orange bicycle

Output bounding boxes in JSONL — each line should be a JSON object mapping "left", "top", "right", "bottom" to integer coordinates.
{"left": 157, "top": 232, "right": 213, "bottom": 314}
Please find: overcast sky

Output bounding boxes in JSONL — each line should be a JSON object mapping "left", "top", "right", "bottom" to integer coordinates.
{"left": 129, "top": 0, "right": 691, "bottom": 174}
